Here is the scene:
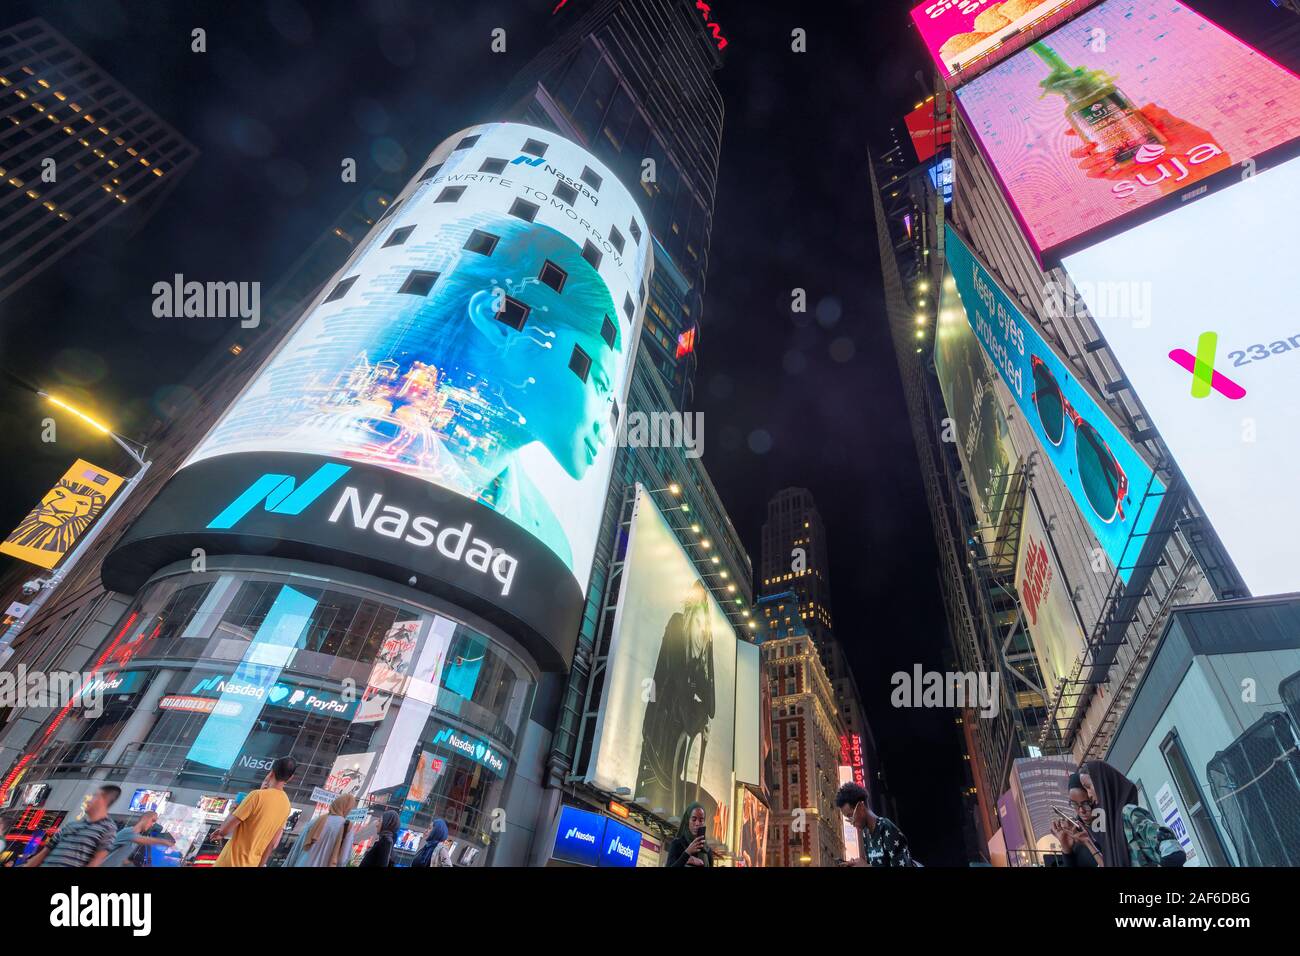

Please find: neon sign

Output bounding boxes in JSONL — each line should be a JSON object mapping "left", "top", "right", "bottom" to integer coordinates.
{"left": 695, "top": 2, "right": 728, "bottom": 51}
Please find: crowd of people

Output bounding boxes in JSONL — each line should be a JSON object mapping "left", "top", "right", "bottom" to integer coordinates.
{"left": 1, "top": 756, "right": 1186, "bottom": 868}
{"left": 1, "top": 756, "right": 456, "bottom": 869}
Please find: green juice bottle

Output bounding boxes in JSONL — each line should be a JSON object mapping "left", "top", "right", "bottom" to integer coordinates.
{"left": 1032, "top": 42, "right": 1163, "bottom": 169}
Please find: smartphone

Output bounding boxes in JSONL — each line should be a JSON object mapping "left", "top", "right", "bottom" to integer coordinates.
{"left": 1051, "top": 805, "right": 1083, "bottom": 830}
{"left": 694, "top": 824, "right": 706, "bottom": 850}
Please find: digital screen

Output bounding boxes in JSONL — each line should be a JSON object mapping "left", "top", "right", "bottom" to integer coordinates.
{"left": 553, "top": 804, "right": 604, "bottom": 867}
{"left": 185, "top": 123, "right": 652, "bottom": 595}
{"left": 1016, "top": 491, "right": 1086, "bottom": 726}
{"left": 587, "top": 486, "right": 737, "bottom": 843}
{"left": 955, "top": 0, "right": 1300, "bottom": 261}
{"left": 945, "top": 225, "right": 1164, "bottom": 583}
{"left": 1062, "top": 157, "right": 1300, "bottom": 596}
{"left": 929, "top": 156, "right": 955, "bottom": 204}
{"left": 911, "top": 0, "right": 1090, "bottom": 81}
{"left": 905, "top": 93, "right": 953, "bottom": 163}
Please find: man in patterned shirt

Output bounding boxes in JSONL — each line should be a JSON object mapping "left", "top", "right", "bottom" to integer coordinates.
{"left": 24, "top": 785, "right": 121, "bottom": 867}
{"left": 835, "top": 781, "right": 915, "bottom": 868}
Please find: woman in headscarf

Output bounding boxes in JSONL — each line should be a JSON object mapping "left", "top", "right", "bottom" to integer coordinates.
{"left": 664, "top": 802, "right": 712, "bottom": 868}
{"left": 1070, "top": 760, "right": 1158, "bottom": 867}
{"left": 293, "top": 793, "right": 357, "bottom": 868}
{"left": 412, "top": 818, "right": 454, "bottom": 868}
{"left": 359, "top": 810, "right": 401, "bottom": 868}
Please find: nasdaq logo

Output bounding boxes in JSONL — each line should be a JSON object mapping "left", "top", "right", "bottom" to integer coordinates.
{"left": 510, "top": 155, "right": 546, "bottom": 167}
{"left": 207, "top": 462, "right": 350, "bottom": 529}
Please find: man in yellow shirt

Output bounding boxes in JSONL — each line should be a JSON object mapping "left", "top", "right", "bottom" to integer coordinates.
{"left": 213, "top": 757, "right": 298, "bottom": 867}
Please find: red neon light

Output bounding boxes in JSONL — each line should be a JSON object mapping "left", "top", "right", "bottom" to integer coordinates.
{"left": 0, "top": 611, "right": 140, "bottom": 804}
{"left": 675, "top": 327, "right": 697, "bottom": 359}
{"left": 694, "top": 2, "right": 728, "bottom": 50}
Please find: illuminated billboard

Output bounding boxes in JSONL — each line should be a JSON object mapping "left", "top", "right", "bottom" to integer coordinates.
{"left": 2, "top": 459, "right": 124, "bottom": 569}
{"left": 1061, "top": 156, "right": 1300, "bottom": 596}
{"left": 955, "top": 0, "right": 1300, "bottom": 262}
{"left": 934, "top": 264, "right": 1019, "bottom": 550}
{"left": 587, "top": 485, "right": 737, "bottom": 843}
{"left": 945, "top": 225, "right": 1163, "bottom": 583}
{"left": 911, "top": 0, "right": 1091, "bottom": 83}
{"left": 904, "top": 94, "right": 953, "bottom": 163}
{"left": 105, "top": 124, "right": 651, "bottom": 668}
{"left": 1015, "top": 490, "right": 1086, "bottom": 725}
{"left": 735, "top": 788, "right": 769, "bottom": 867}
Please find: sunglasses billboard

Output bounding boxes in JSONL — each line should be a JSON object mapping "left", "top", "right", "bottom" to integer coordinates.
{"left": 1030, "top": 355, "right": 1129, "bottom": 523}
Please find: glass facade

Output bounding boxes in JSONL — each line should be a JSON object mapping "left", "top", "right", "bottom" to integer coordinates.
{"left": 14, "top": 566, "right": 535, "bottom": 866}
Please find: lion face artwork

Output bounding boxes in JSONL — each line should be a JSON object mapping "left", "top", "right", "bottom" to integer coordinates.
{"left": 10, "top": 481, "right": 106, "bottom": 554}
{"left": 2, "top": 460, "right": 122, "bottom": 570}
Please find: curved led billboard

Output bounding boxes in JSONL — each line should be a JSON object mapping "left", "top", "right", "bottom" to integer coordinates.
{"left": 955, "top": 0, "right": 1300, "bottom": 262}
{"left": 105, "top": 124, "right": 652, "bottom": 669}
{"left": 586, "top": 485, "right": 737, "bottom": 845}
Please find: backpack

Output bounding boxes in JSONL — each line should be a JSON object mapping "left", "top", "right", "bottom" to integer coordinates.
{"left": 1122, "top": 805, "right": 1186, "bottom": 867}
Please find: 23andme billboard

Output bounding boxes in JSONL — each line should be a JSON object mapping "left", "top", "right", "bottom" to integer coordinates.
{"left": 954, "top": 0, "right": 1300, "bottom": 262}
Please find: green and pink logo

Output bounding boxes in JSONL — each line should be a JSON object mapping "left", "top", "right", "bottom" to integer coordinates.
{"left": 1168, "top": 331, "right": 1246, "bottom": 400}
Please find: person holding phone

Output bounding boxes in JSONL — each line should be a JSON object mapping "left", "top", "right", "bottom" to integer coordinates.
{"left": 665, "top": 803, "right": 712, "bottom": 867}
{"left": 835, "top": 781, "right": 915, "bottom": 867}
{"left": 1051, "top": 796, "right": 1102, "bottom": 867}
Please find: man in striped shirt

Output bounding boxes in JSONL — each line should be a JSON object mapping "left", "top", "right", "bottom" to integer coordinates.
{"left": 24, "top": 785, "right": 121, "bottom": 868}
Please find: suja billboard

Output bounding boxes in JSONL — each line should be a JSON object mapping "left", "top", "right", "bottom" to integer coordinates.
{"left": 1061, "top": 156, "right": 1300, "bottom": 596}
{"left": 954, "top": 0, "right": 1300, "bottom": 262}
{"left": 945, "top": 225, "right": 1163, "bottom": 583}
{"left": 586, "top": 485, "right": 737, "bottom": 842}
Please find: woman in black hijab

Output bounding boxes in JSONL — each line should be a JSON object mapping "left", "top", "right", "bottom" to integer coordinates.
{"left": 359, "top": 810, "right": 401, "bottom": 868}
{"left": 1075, "top": 760, "right": 1141, "bottom": 867}
{"left": 664, "top": 803, "right": 712, "bottom": 868}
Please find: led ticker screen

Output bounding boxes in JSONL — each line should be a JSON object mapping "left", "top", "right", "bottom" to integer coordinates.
{"left": 1062, "top": 157, "right": 1300, "bottom": 597}
{"left": 911, "top": 0, "right": 1090, "bottom": 81}
{"left": 955, "top": 0, "right": 1300, "bottom": 262}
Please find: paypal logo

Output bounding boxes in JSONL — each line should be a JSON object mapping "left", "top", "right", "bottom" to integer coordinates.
{"left": 207, "top": 462, "right": 350, "bottom": 530}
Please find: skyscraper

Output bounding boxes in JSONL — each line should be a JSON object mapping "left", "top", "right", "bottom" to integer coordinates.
{"left": 494, "top": 0, "right": 724, "bottom": 410}
{"left": 0, "top": 19, "right": 197, "bottom": 303}
{"left": 759, "top": 488, "right": 870, "bottom": 742}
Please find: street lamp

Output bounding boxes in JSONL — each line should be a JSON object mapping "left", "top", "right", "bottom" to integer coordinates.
{"left": 0, "top": 392, "right": 152, "bottom": 655}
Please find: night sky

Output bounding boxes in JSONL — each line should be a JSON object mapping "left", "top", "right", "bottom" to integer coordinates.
{"left": 0, "top": 0, "right": 1284, "bottom": 866}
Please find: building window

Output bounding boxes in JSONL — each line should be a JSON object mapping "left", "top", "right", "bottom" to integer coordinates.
{"left": 463, "top": 229, "right": 500, "bottom": 256}
{"left": 554, "top": 180, "right": 579, "bottom": 206}
{"left": 323, "top": 276, "right": 357, "bottom": 302}
{"left": 568, "top": 344, "right": 592, "bottom": 382}
{"left": 521, "top": 137, "right": 548, "bottom": 157}
{"left": 623, "top": 293, "right": 635, "bottom": 320}
{"left": 600, "top": 315, "right": 616, "bottom": 349}
{"left": 508, "top": 198, "right": 539, "bottom": 222}
{"left": 455, "top": 134, "right": 480, "bottom": 150}
{"left": 608, "top": 225, "right": 625, "bottom": 255}
{"left": 580, "top": 166, "right": 602, "bottom": 191}
{"left": 497, "top": 295, "right": 529, "bottom": 331}
{"left": 435, "top": 185, "right": 466, "bottom": 203}
{"left": 479, "top": 157, "right": 507, "bottom": 174}
{"left": 398, "top": 270, "right": 439, "bottom": 297}
{"left": 382, "top": 225, "right": 415, "bottom": 248}
{"left": 539, "top": 260, "right": 567, "bottom": 293}
{"left": 629, "top": 219, "right": 642, "bottom": 244}
{"left": 581, "top": 240, "right": 602, "bottom": 270}
{"left": 418, "top": 164, "right": 442, "bottom": 182}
